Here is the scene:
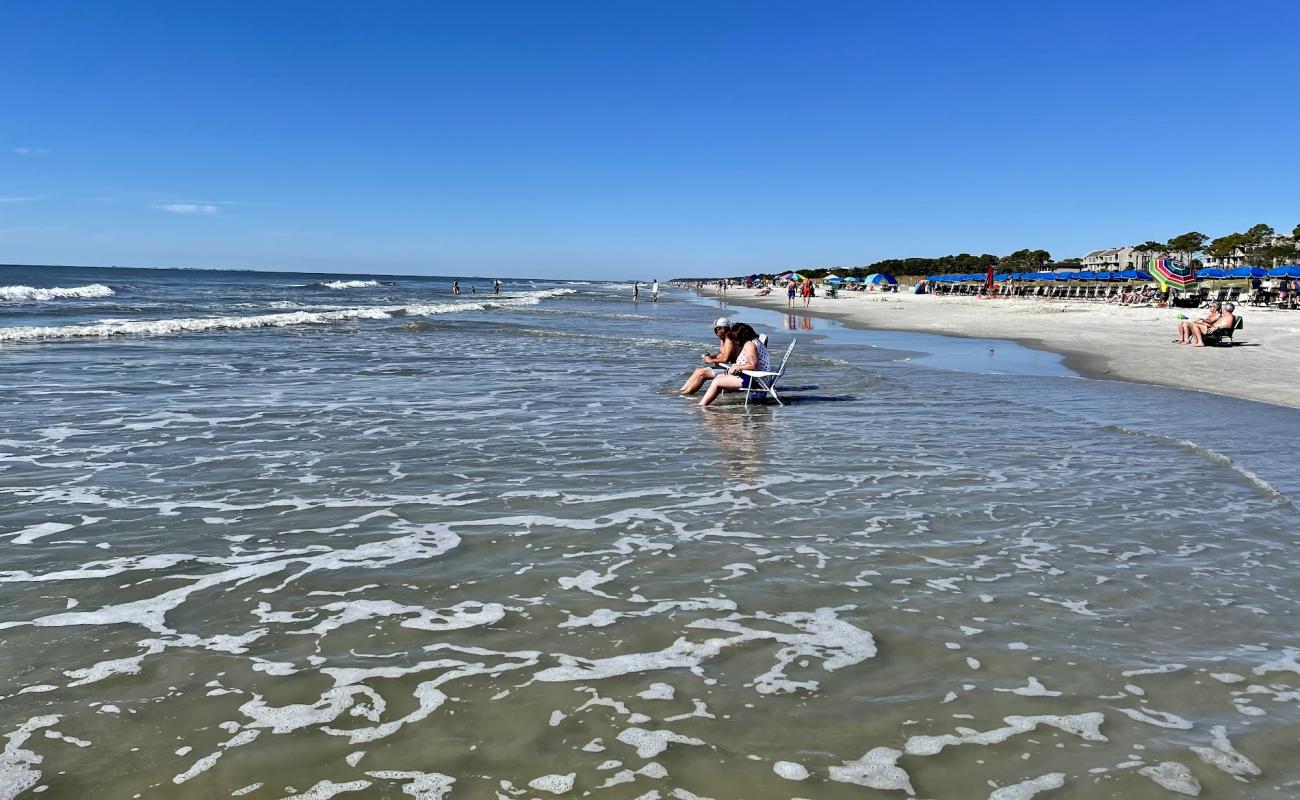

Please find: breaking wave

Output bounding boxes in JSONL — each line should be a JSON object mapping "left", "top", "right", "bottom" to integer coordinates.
{"left": 318, "top": 279, "right": 382, "bottom": 289}
{"left": 0, "top": 283, "right": 116, "bottom": 302}
{"left": 0, "top": 288, "right": 575, "bottom": 342}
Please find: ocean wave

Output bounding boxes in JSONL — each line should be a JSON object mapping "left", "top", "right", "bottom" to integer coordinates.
{"left": 0, "top": 283, "right": 116, "bottom": 302}
{"left": 318, "top": 279, "right": 382, "bottom": 289}
{"left": 0, "top": 288, "right": 575, "bottom": 343}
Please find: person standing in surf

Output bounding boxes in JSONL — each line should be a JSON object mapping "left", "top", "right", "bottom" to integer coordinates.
{"left": 651, "top": 279, "right": 659, "bottom": 302}
{"left": 452, "top": 280, "right": 461, "bottom": 295}
{"left": 633, "top": 282, "right": 640, "bottom": 301}
{"left": 494, "top": 279, "right": 501, "bottom": 294}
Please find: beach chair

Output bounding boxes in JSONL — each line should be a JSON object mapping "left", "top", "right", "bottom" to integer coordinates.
{"left": 1204, "top": 315, "right": 1244, "bottom": 346}
{"left": 743, "top": 339, "right": 796, "bottom": 407}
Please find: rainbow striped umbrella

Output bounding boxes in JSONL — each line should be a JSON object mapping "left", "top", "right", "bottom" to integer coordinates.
{"left": 1149, "top": 257, "right": 1197, "bottom": 290}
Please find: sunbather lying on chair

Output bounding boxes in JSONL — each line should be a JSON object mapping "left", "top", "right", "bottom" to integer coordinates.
{"left": 1175, "top": 302, "right": 1221, "bottom": 344}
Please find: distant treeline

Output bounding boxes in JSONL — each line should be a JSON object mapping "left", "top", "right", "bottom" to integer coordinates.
{"left": 671, "top": 249, "right": 1063, "bottom": 282}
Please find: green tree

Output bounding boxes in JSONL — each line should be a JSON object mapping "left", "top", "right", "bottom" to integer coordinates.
{"left": 1244, "top": 223, "right": 1275, "bottom": 243}
{"left": 1205, "top": 232, "right": 1247, "bottom": 265}
{"left": 1134, "top": 241, "right": 1166, "bottom": 252}
{"left": 1165, "top": 232, "right": 1208, "bottom": 266}
{"left": 1292, "top": 222, "right": 1300, "bottom": 239}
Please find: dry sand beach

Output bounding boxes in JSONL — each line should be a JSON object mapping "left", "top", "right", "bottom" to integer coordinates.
{"left": 714, "top": 288, "right": 1300, "bottom": 409}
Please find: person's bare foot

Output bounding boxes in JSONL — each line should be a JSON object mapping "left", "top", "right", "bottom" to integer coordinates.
{"left": 1189, "top": 343, "right": 1205, "bottom": 347}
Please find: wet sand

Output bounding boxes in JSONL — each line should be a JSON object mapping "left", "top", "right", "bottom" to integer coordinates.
{"left": 708, "top": 288, "right": 1300, "bottom": 409}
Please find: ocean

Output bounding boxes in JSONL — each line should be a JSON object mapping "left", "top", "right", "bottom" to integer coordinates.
{"left": 2, "top": 264, "right": 1298, "bottom": 799}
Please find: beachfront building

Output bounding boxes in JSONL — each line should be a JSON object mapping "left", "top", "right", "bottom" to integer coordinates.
{"left": 1080, "top": 246, "right": 1161, "bottom": 271}
{"left": 1202, "top": 234, "right": 1298, "bottom": 268}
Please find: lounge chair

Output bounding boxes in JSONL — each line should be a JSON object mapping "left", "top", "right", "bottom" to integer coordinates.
{"left": 742, "top": 339, "right": 796, "bottom": 407}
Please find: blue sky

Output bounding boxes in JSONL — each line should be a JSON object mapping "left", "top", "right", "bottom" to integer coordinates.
{"left": 3, "top": 1, "right": 1299, "bottom": 279}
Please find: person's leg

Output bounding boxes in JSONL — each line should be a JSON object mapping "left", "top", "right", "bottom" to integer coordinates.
{"left": 699, "top": 374, "right": 742, "bottom": 407}
{"left": 679, "top": 367, "right": 714, "bottom": 395}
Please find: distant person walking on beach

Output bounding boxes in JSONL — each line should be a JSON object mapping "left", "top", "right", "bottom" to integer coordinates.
{"left": 633, "top": 282, "right": 640, "bottom": 301}
{"left": 452, "top": 280, "right": 460, "bottom": 295}
{"left": 494, "top": 279, "right": 501, "bottom": 294}
{"left": 786, "top": 279, "right": 797, "bottom": 308}
{"left": 801, "top": 276, "right": 814, "bottom": 308}
{"left": 651, "top": 279, "right": 659, "bottom": 302}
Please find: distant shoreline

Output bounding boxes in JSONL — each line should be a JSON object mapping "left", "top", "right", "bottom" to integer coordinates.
{"left": 701, "top": 287, "right": 1300, "bottom": 410}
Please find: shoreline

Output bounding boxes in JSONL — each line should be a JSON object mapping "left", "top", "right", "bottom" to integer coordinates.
{"left": 699, "top": 287, "right": 1300, "bottom": 409}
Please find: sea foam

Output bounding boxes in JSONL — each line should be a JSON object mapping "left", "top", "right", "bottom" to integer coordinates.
{"left": 0, "top": 288, "right": 575, "bottom": 342}
{"left": 0, "top": 283, "right": 115, "bottom": 301}
{"left": 319, "top": 280, "right": 381, "bottom": 289}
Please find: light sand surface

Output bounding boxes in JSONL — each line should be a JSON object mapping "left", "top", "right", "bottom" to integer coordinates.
{"left": 709, "top": 288, "right": 1300, "bottom": 409}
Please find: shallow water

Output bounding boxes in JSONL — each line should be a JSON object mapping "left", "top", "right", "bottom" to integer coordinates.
{"left": 2, "top": 266, "right": 1299, "bottom": 799}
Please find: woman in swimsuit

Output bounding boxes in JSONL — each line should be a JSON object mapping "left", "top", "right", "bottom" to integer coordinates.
{"left": 698, "top": 323, "right": 771, "bottom": 408}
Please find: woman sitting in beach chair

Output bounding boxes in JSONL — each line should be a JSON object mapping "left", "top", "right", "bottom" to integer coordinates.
{"left": 698, "top": 323, "right": 770, "bottom": 407}
{"left": 1183, "top": 303, "right": 1237, "bottom": 347}
{"left": 1174, "top": 302, "right": 1220, "bottom": 344}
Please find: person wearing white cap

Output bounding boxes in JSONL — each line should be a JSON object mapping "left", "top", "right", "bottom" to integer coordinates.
{"left": 678, "top": 317, "right": 736, "bottom": 395}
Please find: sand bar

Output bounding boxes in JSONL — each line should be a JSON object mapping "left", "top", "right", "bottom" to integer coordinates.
{"left": 708, "top": 288, "right": 1300, "bottom": 409}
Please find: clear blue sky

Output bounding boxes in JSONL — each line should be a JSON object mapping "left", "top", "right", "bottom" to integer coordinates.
{"left": 3, "top": 1, "right": 1298, "bottom": 279}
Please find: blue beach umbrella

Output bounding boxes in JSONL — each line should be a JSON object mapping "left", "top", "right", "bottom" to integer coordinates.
{"left": 1198, "top": 268, "right": 1229, "bottom": 278}
{"left": 842, "top": 276, "right": 863, "bottom": 283}
{"left": 1266, "top": 265, "right": 1300, "bottom": 278}
{"left": 864, "top": 273, "right": 898, "bottom": 285}
{"left": 1227, "top": 266, "right": 1267, "bottom": 278}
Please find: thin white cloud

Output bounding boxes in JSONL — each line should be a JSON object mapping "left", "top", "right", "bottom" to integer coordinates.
{"left": 156, "top": 203, "right": 219, "bottom": 214}
{"left": 0, "top": 195, "right": 42, "bottom": 203}
{"left": 12, "top": 147, "right": 49, "bottom": 156}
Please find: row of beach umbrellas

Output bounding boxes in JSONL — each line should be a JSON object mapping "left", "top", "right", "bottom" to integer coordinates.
{"left": 928, "top": 265, "right": 1300, "bottom": 283}
{"left": 825, "top": 273, "right": 898, "bottom": 285}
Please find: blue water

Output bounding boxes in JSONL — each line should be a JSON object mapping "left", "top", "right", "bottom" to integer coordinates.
{"left": 1, "top": 264, "right": 1298, "bottom": 799}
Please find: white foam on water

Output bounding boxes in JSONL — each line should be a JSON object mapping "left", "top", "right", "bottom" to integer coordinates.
{"left": 828, "top": 747, "right": 914, "bottom": 795}
{"left": 0, "top": 715, "right": 59, "bottom": 800}
{"left": 637, "top": 683, "right": 675, "bottom": 701}
{"left": 773, "top": 761, "right": 810, "bottom": 780}
{"left": 364, "top": 771, "right": 454, "bottom": 800}
{"left": 993, "top": 677, "right": 1061, "bottom": 697}
{"left": 615, "top": 727, "right": 706, "bottom": 759}
{"left": 281, "top": 779, "right": 372, "bottom": 799}
{"left": 1190, "top": 725, "right": 1260, "bottom": 778}
{"left": 0, "top": 288, "right": 575, "bottom": 342}
{"left": 527, "top": 773, "right": 576, "bottom": 794}
{"left": 1139, "top": 761, "right": 1201, "bottom": 796}
{"left": 1116, "top": 708, "right": 1193, "bottom": 730}
{"left": 1122, "top": 664, "right": 1186, "bottom": 677}
{"left": 904, "top": 712, "right": 1107, "bottom": 757}
{"left": 320, "top": 280, "right": 381, "bottom": 289}
{"left": 4, "top": 522, "right": 76, "bottom": 545}
{"left": 0, "top": 283, "right": 115, "bottom": 301}
{"left": 987, "top": 772, "right": 1065, "bottom": 800}
{"left": 539, "top": 606, "right": 874, "bottom": 693}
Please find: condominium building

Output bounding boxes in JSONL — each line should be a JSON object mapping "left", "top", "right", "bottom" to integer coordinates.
{"left": 1080, "top": 246, "right": 1163, "bottom": 271}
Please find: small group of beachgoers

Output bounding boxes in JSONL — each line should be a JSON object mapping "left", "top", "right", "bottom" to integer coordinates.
{"left": 678, "top": 317, "right": 771, "bottom": 407}
{"left": 785, "top": 276, "right": 814, "bottom": 308}
{"left": 631, "top": 280, "right": 660, "bottom": 302}
{"left": 1174, "top": 301, "right": 1237, "bottom": 347}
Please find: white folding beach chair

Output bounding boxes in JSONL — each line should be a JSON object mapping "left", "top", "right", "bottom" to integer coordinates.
{"left": 742, "top": 339, "right": 796, "bottom": 407}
